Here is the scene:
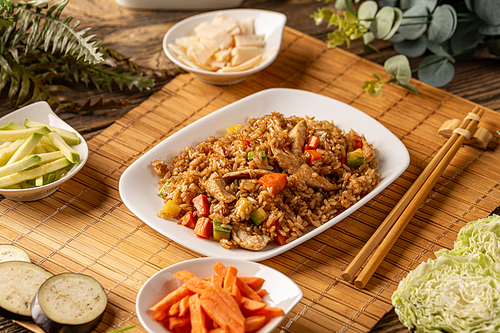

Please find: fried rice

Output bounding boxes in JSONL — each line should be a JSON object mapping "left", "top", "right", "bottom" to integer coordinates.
{"left": 152, "top": 112, "right": 380, "bottom": 251}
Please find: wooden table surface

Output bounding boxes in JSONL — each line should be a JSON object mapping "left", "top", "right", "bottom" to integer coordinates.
{"left": 0, "top": 0, "right": 499, "bottom": 332}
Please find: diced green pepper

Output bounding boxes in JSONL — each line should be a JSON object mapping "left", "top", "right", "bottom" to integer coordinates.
{"left": 347, "top": 148, "right": 365, "bottom": 169}
{"left": 247, "top": 150, "right": 268, "bottom": 165}
{"left": 250, "top": 207, "right": 268, "bottom": 227}
{"left": 213, "top": 220, "right": 231, "bottom": 241}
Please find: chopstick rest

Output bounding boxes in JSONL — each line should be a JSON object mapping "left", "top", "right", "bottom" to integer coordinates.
{"left": 439, "top": 117, "right": 492, "bottom": 149}
{"left": 342, "top": 107, "right": 484, "bottom": 288}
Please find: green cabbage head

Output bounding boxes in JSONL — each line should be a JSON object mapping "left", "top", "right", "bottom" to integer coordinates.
{"left": 392, "top": 214, "right": 500, "bottom": 333}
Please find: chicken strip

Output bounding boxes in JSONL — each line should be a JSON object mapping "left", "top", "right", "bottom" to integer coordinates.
{"left": 201, "top": 172, "right": 237, "bottom": 203}
{"left": 288, "top": 119, "right": 307, "bottom": 156}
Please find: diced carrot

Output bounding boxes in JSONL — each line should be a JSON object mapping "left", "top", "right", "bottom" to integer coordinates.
{"left": 274, "top": 234, "right": 288, "bottom": 245}
{"left": 244, "top": 315, "right": 266, "bottom": 332}
{"left": 179, "top": 211, "right": 197, "bottom": 229}
{"left": 185, "top": 276, "right": 212, "bottom": 294}
{"left": 153, "top": 309, "right": 169, "bottom": 322}
{"left": 189, "top": 294, "right": 208, "bottom": 333}
{"left": 256, "top": 289, "right": 268, "bottom": 297}
{"left": 258, "top": 173, "right": 287, "bottom": 195}
{"left": 223, "top": 266, "right": 238, "bottom": 291}
{"left": 193, "top": 194, "right": 210, "bottom": 217}
{"left": 179, "top": 295, "right": 191, "bottom": 317}
{"left": 240, "top": 297, "right": 266, "bottom": 312}
{"left": 174, "top": 270, "right": 198, "bottom": 282}
{"left": 150, "top": 284, "right": 194, "bottom": 312}
{"left": 194, "top": 217, "right": 213, "bottom": 239}
{"left": 169, "top": 299, "right": 181, "bottom": 316}
{"left": 211, "top": 274, "right": 223, "bottom": 287}
{"left": 238, "top": 276, "right": 265, "bottom": 291}
{"left": 305, "top": 149, "right": 323, "bottom": 166}
{"left": 304, "top": 135, "right": 320, "bottom": 150}
{"left": 169, "top": 315, "right": 191, "bottom": 330}
{"left": 236, "top": 278, "right": 263, "bottom": 303}
{"left": 231, "top": 284, "right": 242, "bottom": 305}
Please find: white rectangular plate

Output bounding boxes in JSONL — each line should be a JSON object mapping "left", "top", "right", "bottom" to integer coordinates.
{"left": 119, "top": 88, "right": 410, "bottom": 261}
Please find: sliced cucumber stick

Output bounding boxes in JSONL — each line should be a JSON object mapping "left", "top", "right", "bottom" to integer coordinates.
{"left": 0, "top": 126, "right": 49, "bottom": 142}
{"left": 6, "top": 132, "right": 43, "bottom": 165}
{"left": 0, "top": 155, "right": 42, "bottom": 178}
{"left": 24, "top": 119, "right": 80, "bottom": 146}
{"left": 47, "top": 132, "right": 80, "bottom": 163}
{"left": 0, "top": 157, "right": 71, "bottom": 188}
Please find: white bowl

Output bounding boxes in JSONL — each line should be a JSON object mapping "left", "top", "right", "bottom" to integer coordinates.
{"left": 162, "top": 9, "right": 287, "bottom": 85}
{"left": 0, "top": 102, "right": 88, "bottom": 201}
{"left": 114, "top": 0, "right": 244, "bottom": 10}
{"left": 136, "top": 257, "right": 303, "bottom": 333}
{"left": 119, "top": 88, "right": 410, "bottom": 261}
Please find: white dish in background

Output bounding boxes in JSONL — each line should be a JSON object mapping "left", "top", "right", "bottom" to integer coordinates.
{"left": 115, "top": 0, "right": 244, "bottom": 10}
{"left": 119, "top": 88, "right": 410, "bottom": 261}
{"left": 0, "top": 101, "right": 88, "bottom": 201}
{"left": 136, "top": 257, "right": 302, "bottom": 333}
{"left": 162, "top": 9, "right": 286, "bottom": 85}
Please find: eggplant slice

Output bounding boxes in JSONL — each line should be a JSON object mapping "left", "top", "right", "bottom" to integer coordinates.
{"left": 32, "top": 273, "right": 108, "bottom": 333}
{"left": 0, "top": 244, "right": 31, "bottom": 263}
{"left": 0, "top": 261, "right": 53, "bottom": 321}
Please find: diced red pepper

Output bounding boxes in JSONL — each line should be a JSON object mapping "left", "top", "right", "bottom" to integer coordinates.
{"left": 193, "top": 194, "right": 209, "bottom": 217}
{"left": 258, "top": 173, "right": 288, "bottom": 195}
{"left": 305, "top": 150, "right": 323, "bottom": 166}
{"left": 194, "top": 217, "right": 213, "bottom": 239}
{"left": 242, "top": 140, "right": 251, "bottom": 147}
{"left": 304, "top": 136, "right": 320, "bottom": 150}
{"left": 262, "top": 220, "right": 280, "bottom": 231}
{"left": 178, "top": 211, "right": 197, "bottom": 229}
{"left": 353, "top": 135, "right": 363, "bottom": 149}
{"left": 274, "top": 235, "right": 288, "bottom": 245}
{"left": 340, "top": 155, "right": 347, "bottom": 165}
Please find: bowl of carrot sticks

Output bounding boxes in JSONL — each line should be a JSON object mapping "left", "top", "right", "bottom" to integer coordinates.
{"left": 136, "top": 258, "right": 303, "bottom": 333}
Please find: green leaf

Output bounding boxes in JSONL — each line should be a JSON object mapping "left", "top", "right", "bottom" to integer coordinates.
{"left": 384, "top": 54, "right": 412, "bottom": 85}
{"left": 383, "top": 7, "right": 403, "bottom": 40}
{"left": 426, "top": 39, "right": 453, "bottom": 60}
{"left": 479, "top": 23, "right": 500, "bottom": 36}
{"left": 397, "top": 4, "right": 428, "bottom": 40}
{"left": 474, "top": 0, "right": 500, "bottom": 26}
{"left": 427, "top": 5, "right": 457, "bottom": 44}
{"left": 450, "top": 20, "right": 484, "bottom": 54}
{"left": 396, "top": 82, "right": 419, "bottom": 94}
{"left": 464, "top": 0, "right": 474, "bottom": 12}
{"left": 371, "top": 6, "right": 395, "bottom": 39}
{"left": 358, "top": 0, "right": 378, "bottom": 28}
{"left": 394, "top": 35, "right": 427, "bottom": 58}
{"left": 418, "top": 55, "right": 455, "bottom": 87}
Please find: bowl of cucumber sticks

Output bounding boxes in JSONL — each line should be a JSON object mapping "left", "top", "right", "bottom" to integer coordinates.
{"left": 0, "top": 101, "right": 88, "bottom": 201}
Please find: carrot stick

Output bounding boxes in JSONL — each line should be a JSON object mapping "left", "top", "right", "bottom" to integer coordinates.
{"left": 189, "top": 294, "right": 208, "bottom": 333}
{"left": 208, "top": 329, "right": 226, "bottom": 333}
{"left": 211, "top": 274, "right": 223, "bottom": 287}
{"left": 153, "top": 309, "right": 169, "bottom": 322}
{"left": 240, "top": 297, "right": 266, "bottom": 312}
{"left": 244, "top": 315, "right": 266, "bottom": 332}
{"left": 185, "top": 276, "right": 212, "bottom": 294}
{"left": 236, "top": 278, "right": 263, "bottom": 303}
{"left": 231, "top": 284, "right": 242, "bottom": 305}
{"left": 169, "top": 299, "right": 181, "bottom": 316}
{"left": 238, "top": 276, "right": 265, "bottom": 290}
{"left": 256, "top": 289, "right": 267, "bottom": 297}
{"left": 150, "top": 284, "right": 194, "bottom": 312}
{"left": 213, "top": 262, "right": 227, "bottom": 277}
{"left": 200, "top": 286, "right": 245, "bottom": 333}
{"left": 251, "top": 306, "right": 285, "bottom": 323}
{"left": 169, "top": 315, "right": 190, "bottom": 330}
{"left": 174, "top": 269, "right": 197, "bottom": 282}
{"left": 179, "top": 295, "right": 191, "bottom": 317}
{"left": 223, "top": 266, "right": 238, "bottom": 291}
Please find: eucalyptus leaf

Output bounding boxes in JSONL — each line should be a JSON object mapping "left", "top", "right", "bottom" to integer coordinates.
{"left": 450, "top": 20, "right": 484, "bottom": 54}
{"left": 394, "top": 35, "right": 427, "bottom": 57}
{"left": 383, "top": 7, "right": 403, "bottom": 40}
{"left": 363, "top": 31, "right": 375, "bottom": 45}
{"left": 464, "top": 0, "right": 474, "bottom": 12}
{"left": 424, "top": 0, "right": 438, "bottom": 12}
{"left": 397, "top": 4, "right": 428, "bottom": 40}
{"left": 427, "top": 5, "right": 457, "bottom": 44}
{"left": 426, "top": 39, "right": 452, "bottom": 59}
{"left": 384, "top": 54, "right": 412, "bottom": 85}
{"left": 396, "top": 82, "right": 419, "bottom": 94}
{"left": 371, "top": 6, "right": 395, "bottom": 39}
{"left": 379, "top": 0, "right": 398, "bottom": 7}
{"left": 418, "top": 55, "right": 455, "bottom": 87}
{"left": 479, "top": 23, "right": 500, "bottom": 36}
{"left": 389, "top": 32, "right": 406, "bottom": 43}
{"left": 474, "top": 0, "right": 500, "bottom": 26}
{"left": 400, "top": 0, "right": 410, "bottom": 10}
{"left": 358, "top": 0, "right": 378, "bottom": 28}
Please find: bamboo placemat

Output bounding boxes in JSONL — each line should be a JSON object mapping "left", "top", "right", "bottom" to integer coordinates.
{"left": 3, "top": 27, "right": 500, "bottom": 333}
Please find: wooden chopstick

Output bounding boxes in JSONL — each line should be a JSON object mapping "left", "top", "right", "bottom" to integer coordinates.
{"left": 341, "top": 106, "right": 483, "bottom": 285}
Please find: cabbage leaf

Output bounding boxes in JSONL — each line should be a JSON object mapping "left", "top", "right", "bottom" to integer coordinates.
{"left": 392, "top": 214, "right": 500, "bottom": 332}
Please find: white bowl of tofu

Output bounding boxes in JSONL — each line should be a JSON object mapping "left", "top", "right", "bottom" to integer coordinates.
{"left": 162, "top": 9, "right": 287, "bottom": 85}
